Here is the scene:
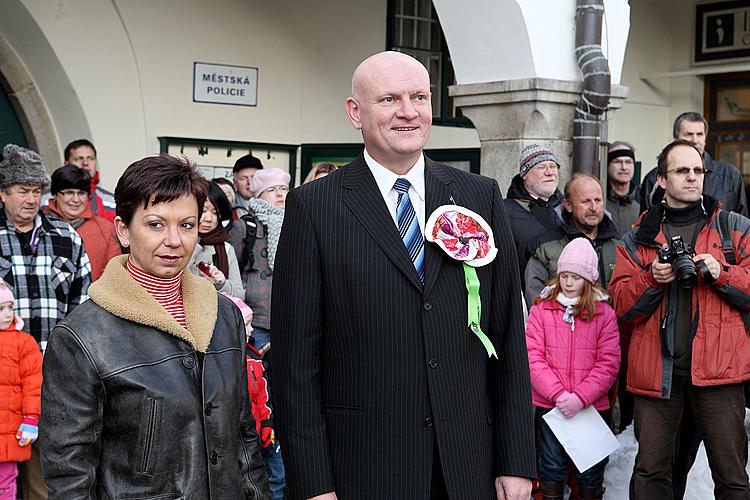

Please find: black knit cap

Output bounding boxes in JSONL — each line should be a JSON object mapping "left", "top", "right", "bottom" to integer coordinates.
{"left": 232, "top": 153, "right": 264, "bottom": 173}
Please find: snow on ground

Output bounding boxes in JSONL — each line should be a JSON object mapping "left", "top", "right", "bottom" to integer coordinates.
{"left": 602, "top": 410, "right": 750, "bottom": 499}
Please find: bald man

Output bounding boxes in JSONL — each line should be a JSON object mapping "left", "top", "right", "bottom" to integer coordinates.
{"left": 272, "top": 51, "right": 535, "bottom": 500}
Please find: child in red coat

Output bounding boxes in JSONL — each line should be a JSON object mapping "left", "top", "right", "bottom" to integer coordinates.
{"left": 0, "top": 281, "right": 42, "bottom": 499}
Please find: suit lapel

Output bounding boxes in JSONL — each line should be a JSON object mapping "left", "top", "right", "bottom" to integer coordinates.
{"left": 422, "top": 158, "right": 454, "bottom": 299}
{"left": 342, "top": 155, "right": 423, "bottom": 291}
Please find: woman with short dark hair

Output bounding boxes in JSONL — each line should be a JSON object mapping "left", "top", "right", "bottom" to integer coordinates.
{"left": 46, "top": 165, "right": 120, "bottom": 280}
{"left": 40, "top": 154, "right": 270, "bottom": 499}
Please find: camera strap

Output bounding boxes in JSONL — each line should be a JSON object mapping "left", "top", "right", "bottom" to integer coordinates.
{"left": 716, "top": 210, "right": 750, "bottom": 336}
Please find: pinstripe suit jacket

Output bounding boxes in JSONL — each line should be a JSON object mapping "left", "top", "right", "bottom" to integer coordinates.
{"left": 272, "top": 155, "right": 536, "bottom": 500}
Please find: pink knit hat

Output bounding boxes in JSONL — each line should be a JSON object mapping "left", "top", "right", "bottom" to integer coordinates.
{"left": 0, "top": 281, "right": 14, "bottom": 305}
{"left": 221, "top": 292, "right": 252, "bottom": 322}
{"left": 250, "top": 168, "right": 291, "bottom": 198}
{"left": 556, "top": 238, "right": 599, "bottom": 283}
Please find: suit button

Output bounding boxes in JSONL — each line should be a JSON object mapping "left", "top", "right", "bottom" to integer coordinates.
{"left": 204, "top": 403, "right": 213, "bottom": 416}
{"left": 423, "top": 302, "right": 432, "bottom": 311}
{"left": 209, "top": 451, "right": 219, "bottom": 464}
{"left": 429, "top": 359, "right": 438, "bottom": 369}
{"left": 182, "top": 356, "right": 196, "bottom": 369}
{"left": 424, "top": 417, "right": 433, "bottom": 427}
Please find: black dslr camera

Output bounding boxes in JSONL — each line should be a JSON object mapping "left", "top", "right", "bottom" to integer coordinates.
{"left": 657, "top": 235, "right": 698, "bottom": 288}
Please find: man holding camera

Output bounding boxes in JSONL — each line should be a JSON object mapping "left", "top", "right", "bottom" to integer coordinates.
{"left": 610, "top": 139, "right": 750, "bottom": 499}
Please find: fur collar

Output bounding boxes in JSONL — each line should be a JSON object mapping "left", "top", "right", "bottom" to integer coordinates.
{"left": 88, "top": 255, "right": 217, "bottom": 352}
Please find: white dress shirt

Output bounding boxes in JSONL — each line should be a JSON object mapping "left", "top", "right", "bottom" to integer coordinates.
{"left": 364, "top": 149, "right": 426, "bottom": 235}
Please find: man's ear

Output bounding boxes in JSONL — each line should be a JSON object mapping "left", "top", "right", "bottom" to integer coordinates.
{"left": 345, "top": 97, "right": 362, "bottom": 131}
{"left": 563, "top": 199, "right": 572, "bottom": 213}
{"left": 657, "top": 174, "right": 667, "bottom": 190}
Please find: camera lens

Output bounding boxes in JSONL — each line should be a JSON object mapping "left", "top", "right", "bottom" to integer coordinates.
{"left": 673, "top": 254, "right": 698, "bottom": 288}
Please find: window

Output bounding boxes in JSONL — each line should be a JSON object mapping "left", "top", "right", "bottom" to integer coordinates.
{"left": 387, "top": 0, "right": 472, "bottom": 127}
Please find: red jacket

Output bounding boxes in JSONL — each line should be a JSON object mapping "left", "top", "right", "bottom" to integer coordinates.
{"left": 0, "top": 318, "right": 42, "bottom": 462}
{"left": 89, "top": 172, "right": 116, "bottom": 222}
{"left": 246, "top": 344, "right": 273, "bottom": 448}
{"left": 526, "top": 298, "right": 620, "bottom": 410}
{"left": 47, "top": 200, "right": 121, "bottom": 281}
{"left": 610, "top": 198, "right": 750, "bottom": 398}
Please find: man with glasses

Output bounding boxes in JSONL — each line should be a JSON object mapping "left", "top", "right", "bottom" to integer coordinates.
{"left": 640, "top": 112, "right": 747, "bottom": 217}
{"left": 505, "top": 144, "right": 564, "bottom": 286}
{"left": 606, "top": 141, "right": 641, "bottom": 236}
{"left": 610, "top": 140, "right": 750, "bottom": 499}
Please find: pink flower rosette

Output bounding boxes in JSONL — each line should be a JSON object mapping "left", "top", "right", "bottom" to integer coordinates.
{"left": 425, "top": 205, "right": 497, "bottom": 358}
{"left": 425, "top": 205, "right": 497, "bottom": 267}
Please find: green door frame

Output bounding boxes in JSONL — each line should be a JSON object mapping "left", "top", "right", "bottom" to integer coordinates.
{"left": 300, "top": 143, "right": 481, "bottom": 181}
{"left": 158, "top": 136, "right": 299, "bottom": 186}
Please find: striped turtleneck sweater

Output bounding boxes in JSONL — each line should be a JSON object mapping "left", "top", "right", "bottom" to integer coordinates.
{"left": 126, "top": 258, "right": 186, "bottom": 327}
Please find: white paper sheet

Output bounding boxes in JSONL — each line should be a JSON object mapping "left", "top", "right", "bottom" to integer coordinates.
{"left": 542, "top": 406, "right": 621, "bottom": 473}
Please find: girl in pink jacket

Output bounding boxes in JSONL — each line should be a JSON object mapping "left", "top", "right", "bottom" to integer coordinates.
{"left": 526, "top": 237, "right": 620, "bottom": 500}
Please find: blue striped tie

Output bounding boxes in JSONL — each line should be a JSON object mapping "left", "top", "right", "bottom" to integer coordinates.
{"left": 394, "top": 178, "right": 424, "bottom": 284}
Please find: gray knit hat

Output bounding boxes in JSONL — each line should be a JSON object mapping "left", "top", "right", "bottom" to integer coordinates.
{"left": 519, "top": 144, "right": 559, "bottom": 177}
{"left": 0, "top": 144, "right": 51, "bottom": 189}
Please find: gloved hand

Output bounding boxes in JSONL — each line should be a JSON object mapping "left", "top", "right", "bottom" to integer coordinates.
{"left": 556, "top": 392, "right": 584, "bottom": 418}
{"left": 16, "top": 416, "right": 38, "bottom": 447}
{"left": 261, "top": 427, "right": 274, "bottom": 448}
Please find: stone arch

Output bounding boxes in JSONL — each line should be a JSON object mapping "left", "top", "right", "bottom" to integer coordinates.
{"left": 433, "top": 0, "right": 629, "bottom": 85}
{"left": 0, "top": 0, "right": 91, "bottom": 168}
{"left": 523, "top": 109, "right": 552, "bottom": 140}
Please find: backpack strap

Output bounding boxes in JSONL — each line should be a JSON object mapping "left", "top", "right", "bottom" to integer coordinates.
{"left": 716, "top": 209, "right": 750, "bottom": 335}
{"left": 239, "top": 212, "right": 258, "bottom": 273}
{"left": 717, "top": 210, "right": 737, "bottom": 265}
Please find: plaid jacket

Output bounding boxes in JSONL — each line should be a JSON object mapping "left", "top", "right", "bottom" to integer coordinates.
{"left": 0, "top": 210, "right": 91, "bottom": 346}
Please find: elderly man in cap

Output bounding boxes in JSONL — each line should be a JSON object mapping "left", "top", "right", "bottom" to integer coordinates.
{"left": 233, "top": 153, "right": 265, "bottom": 215}
{"left": 0, "top": 144, "right": 91, "bottom": 499}
{"left": 505, "top": 144, "right": 564, "bottom": 286}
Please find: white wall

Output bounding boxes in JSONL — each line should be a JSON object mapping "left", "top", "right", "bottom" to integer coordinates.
{"left": 435, "top": 0, "right": 629, "bottom": 85}
{"left": 18, "top": 0, "right": 147, "bottom": 187}
{"left": 11, "top": 0, "right": 479, "bottom": 190}
{"left": 608, "top": 0, "right": 703, "bottom": 178}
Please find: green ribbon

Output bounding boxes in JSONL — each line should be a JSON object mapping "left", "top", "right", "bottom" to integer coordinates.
{"left": 463, "top": 263, "right": 497, "bottom": 358}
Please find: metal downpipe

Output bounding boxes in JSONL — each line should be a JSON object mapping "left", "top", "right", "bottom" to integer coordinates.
{"left": 573, "top": 0, "right": 611, "bottom": 175}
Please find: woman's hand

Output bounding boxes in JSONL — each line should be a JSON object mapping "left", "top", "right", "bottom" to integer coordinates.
{"left": 206, "top": 264, "right": 226, "bottom": 285}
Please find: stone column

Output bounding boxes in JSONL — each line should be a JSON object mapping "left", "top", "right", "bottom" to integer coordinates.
{"left": 450, "top": 78, "right": 628, "bottom": 194}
